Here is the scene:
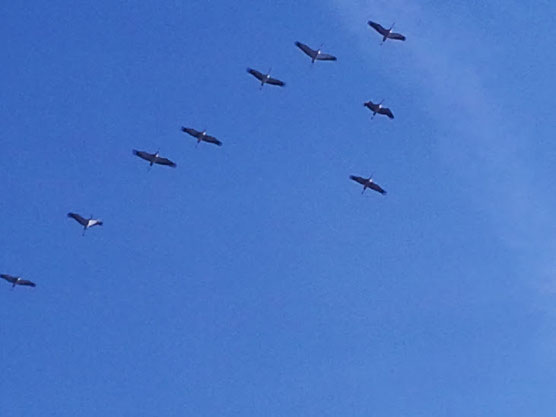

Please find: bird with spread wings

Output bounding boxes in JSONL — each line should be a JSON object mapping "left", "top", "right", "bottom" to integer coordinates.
{"left": 1, "top": 274, "right": 36, "bottom": 288}
{"left": 368, "top": 21, "right": 406, "bottom": 43}
{"left": 364, "top": 100, "right": 394, "bottom": 119}
{"left": 295, "top": 42, "right": 337, "bottom": 63}
{"left": 133, "top": 149, "right": 177, "bottom": 168}
{"left": 247, "top": 68, "right": 285, "bottom": 89}
{"left": 181, "top": 127, "right": 222, "bottom": 147}
{"left": 350, "top": 175, "right": 387, "bottom": 195}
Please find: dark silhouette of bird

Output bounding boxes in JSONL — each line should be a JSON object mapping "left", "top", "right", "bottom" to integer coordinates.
{"left": 295, "top": 42, "right": 337, "bottom": 63}
{"left": 364, "top": 100, "right": 394, "bottom": 119}
{"left": 67, "top": 212, "right": 103, "bottom": 235}
{"left": 181, "top": 127, "right": 222, "bottom": 147}
{"left": 350, "top": 175, "right": 387, "bottom": 195}
{"left": 247, "top": 68, "right": 285, "bottom": 89}
{"left": 133, "top": 149, "right": 176, "bottom": 168}
{"left": 1, "top": 274, "right": 36, "bottom": 288}
{"left": 368, "top": 21, "right": 406, "bottom": 43}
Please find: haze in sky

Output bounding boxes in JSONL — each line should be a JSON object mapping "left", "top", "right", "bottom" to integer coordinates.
{"left": 2, "top": 0, "right": 556, "bottom": 416}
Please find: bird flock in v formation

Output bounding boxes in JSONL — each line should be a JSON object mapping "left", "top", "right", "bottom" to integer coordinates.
{"left": 2, "top": 20, "right": 405, "bottom": 290}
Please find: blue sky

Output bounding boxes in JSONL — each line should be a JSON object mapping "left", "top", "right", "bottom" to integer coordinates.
{"left": 2, "top": 0, "right": 556, "bottom": 415}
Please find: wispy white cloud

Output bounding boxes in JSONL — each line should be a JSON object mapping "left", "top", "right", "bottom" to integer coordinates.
{"left": 327, "top": 0, "right": 556, "bottom": 284}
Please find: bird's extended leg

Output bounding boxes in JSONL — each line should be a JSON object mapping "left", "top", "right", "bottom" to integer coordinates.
{"left": 361, "top": 186, "right": 366, "bottom": 194}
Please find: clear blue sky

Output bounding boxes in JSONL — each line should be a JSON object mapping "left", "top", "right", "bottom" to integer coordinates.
{"left": 2, "top": 0, "right": 556, "bottom": 415}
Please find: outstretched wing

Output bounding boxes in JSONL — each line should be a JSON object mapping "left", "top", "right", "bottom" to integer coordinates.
{"left": 368, "top": 21, "right": 388, "bottom": 36}
{"left": 247, "top": 68, "right": 265, "bottom": 81}
{"left": 379, "top": 107, "right": 395, "bottom": 119}
{"left": 364, "top": 101, "right": 377, "bottom": 111}
{"left": 181, "top": 127, "right": 201, "bottom": 138}
{"left": 316, "top": 53, "right": 337, "bottom": 61}
{"left": 0, "top": 274, "right": 17, "bottom": 284}
{"left": 133, "top": 149, "right": 154, "bottom": 162}
{"left": 266, "top": 77, "right": 285, "bottom": 87}
{"left": 388, "top": 32, "right": 406, "bottom": 41}
{"left": 155, "top": 157, "right": 177, "bottom": 168}
{"left": 203, "top": 135, "right": 222, "bottom": 146}
{"left": 295, "top": 41, "right": 317, "bottom": 59}
{"left": 17, "top": 279, "right": 36, "bottom": 287}
{"left": 350, "top": 175, "right": 367, "bottom": 186}
{"left": 369, "top": 182, "right": 387, "bottom": 195}
{"left": 67, "top": 212, "right": 88, "bottom": 226}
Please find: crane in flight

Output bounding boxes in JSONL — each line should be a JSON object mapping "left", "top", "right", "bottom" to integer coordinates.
{"left": 181, "top": 127, "right": 222, "bottom": 147}
{"left": 350, "top": 175, "right": 387, "bottom": 195}
{"left": 295, "top": 41, "right": 337, "bottom": 63}
{"left": 247, "top": 68, "right": 285, "bottom": 89}
{"left": 368, "top": 21, "right": 406, "bottom": 44}
{"left": 364, "top": 100, "right": 394, "bottom": 119}
{"left": 67, "top": 212, "right": 103, "bottom": 235}
{"left": 1, "top": 274, "right": 36, "bottom": 288}
{"left": 133, "top": 149, "right": 177, "bottom": 168}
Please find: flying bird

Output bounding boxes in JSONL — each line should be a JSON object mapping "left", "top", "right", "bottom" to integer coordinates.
{"left": 350, "top": 175, "right": 387, "bottom": 195}
{"left": 247, "top": 68, "right": 285, "bottom": 89}
{"left": 1, "top": 274, "right": 36, "bottom": 288}
{"left": 133, "top": 149, "right": 176, "bottom": 168}
{"left": 181, "top": 127, "right": 222, "bottom": 147}
{"left": 295, "top": 42, "right": 337, "bottom": 63}
{"left": 67, "top": 212, "right": 103, "bottom": 235}
{"left": 368, "top": 21, "right": 406, "bottom": 43}
{"left": 364, "top": 100, "right": 394, "bottom": 119}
